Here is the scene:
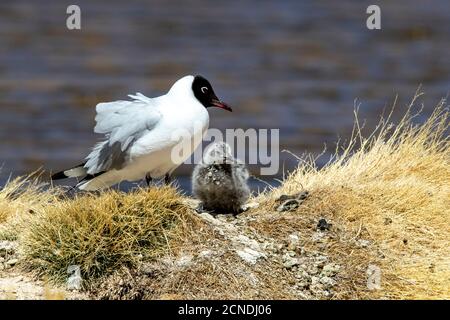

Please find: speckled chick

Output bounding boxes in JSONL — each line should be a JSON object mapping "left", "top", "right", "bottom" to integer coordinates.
{"left": 192, "top": 142, "right": 250, "bottom": 214}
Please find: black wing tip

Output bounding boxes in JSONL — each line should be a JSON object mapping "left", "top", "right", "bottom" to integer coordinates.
{"left": 51, "top": 171, "right": 68, "bottom": 180}
{"left": 51, "top": 162, "right": 87, "bottom": 181}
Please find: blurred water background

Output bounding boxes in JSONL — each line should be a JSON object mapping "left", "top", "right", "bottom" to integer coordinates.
{"left": 0, "top": 0, "right": 449, "bottom": 193}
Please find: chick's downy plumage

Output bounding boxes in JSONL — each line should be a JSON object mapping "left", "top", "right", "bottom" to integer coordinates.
{"left": 192, "top": 142, "right": 250, "bottom": 213}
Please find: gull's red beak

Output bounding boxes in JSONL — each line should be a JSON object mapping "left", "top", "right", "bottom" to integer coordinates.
{"left": 211, "top": 99, "right": 232, "bottom": 112}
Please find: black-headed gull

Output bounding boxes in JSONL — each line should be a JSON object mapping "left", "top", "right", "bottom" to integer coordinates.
{"left": 52, "top": 75, "right": 232, "bottom": 190}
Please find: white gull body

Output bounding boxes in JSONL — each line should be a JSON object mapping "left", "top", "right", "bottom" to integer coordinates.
{"left": 57, "top": 75, "right": 210, "bottom": 190}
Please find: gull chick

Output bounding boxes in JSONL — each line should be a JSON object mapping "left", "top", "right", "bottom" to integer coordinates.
{"left": 192, "top": 142, "right": 250, "bottom": 214}
{"left": 52, "top": 75, "right": 232, "bottom": 190}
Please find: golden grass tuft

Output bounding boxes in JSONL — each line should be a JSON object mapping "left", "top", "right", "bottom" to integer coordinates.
{"left": 0, "top": 173, "right": 59, "bottom": 240}
{"left": 256, "top": 92, "right": 449, "bottom": 299}
{"left": 0, "top": 174, "right": 51, "bottom": 225}
{"left": 16, "top": 186, "right": 199, "bottom": 283}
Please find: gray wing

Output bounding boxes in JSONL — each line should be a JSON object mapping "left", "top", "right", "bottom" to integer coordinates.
{"left": 84, "top": 93, "right": 162, "bottom": 174}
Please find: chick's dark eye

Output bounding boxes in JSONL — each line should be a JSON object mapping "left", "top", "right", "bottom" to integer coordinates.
{"left": 201, "top": 86, "right": 208, "bottom": 94}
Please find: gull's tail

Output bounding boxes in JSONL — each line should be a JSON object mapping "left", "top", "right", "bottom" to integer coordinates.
{"left": 52, "top": 163, "right": 111, "bottom": 191}
{"left": 51, "top": 163, "right": 87, "bottom": 180}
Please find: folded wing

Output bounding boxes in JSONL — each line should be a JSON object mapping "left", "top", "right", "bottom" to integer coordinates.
{"left": 85, "top": 93, "right": 162, "bottom": 174}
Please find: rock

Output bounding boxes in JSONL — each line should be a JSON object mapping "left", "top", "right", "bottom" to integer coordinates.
{"left": 311, "top": 231, "right": 325, "bottom": 242}
{"left": 356, "top": 239, "right": 370, "bottom": 248}
{"left": 288, "top": 233, "right": 300, "bottom": 243}
{"left": 321, "top": 263, "right": 340, "bottom": 277}
{"left": 306, "top": 264, "right": 319, "bottom": 275}
{"left": 384, "top": 217, "right": 393, "bottom": 225}
{"left": 216, "top": 214, "right": 235, "bottom": 222}
{"left": 6, "top": 259, "right": 18, "bottom": 267}
{"left": 241, "top": 202, "right": 259, "bottom": 212}
{"left": 175, "top": 255, "right": 194, "bottom": 268}
{"left": 0, "top": 241, "right": 17, "bottom": 257}
{"left": 277, "top": 199, "right": 299, "bottom": 212}
{"left": 198, "top": 212, "right": 221, "bottom": 225}
{"left": 236, "top": 248, "right": 265, "bottom": 265}
{"left": 320, "top": 276, "right": 336, "bottom": 288}
{"left": 233, "top": 235, "right": 261, "bottom": 251}
{"left": 317, "top": 218, "right": 332, "bottom": 231}
{"left": 366, "top": 265, "right": 382, "bottom": 290}
{"left": 310, "top": 277, "right": 325, "bottom": 295}
{"left": 283, "top": 257, "right": 300, "bottom": 269}
{"left": 284, "top": 250, "right": 296, "bottom": 258}
{"left": 296, "top": 191, "right": 309, "bottom": 200}
{"left": 287, "top": 233, "right": 300, "bottom": 250}
{"left": 67, "top": 265, "right": 82, "bottom": 291}
{"left": 310, "top": 276, "right": 320, "bottom": 285}
{"left": 198, "top": 250, "right": 213, "bottom": 259}
{"left": 177, "top": 255, "right": 194, "bottom": 268}
{"left": 313, "top": 254, "right": 328, "bottom": 267}
{"left": 295, "top": 271, "right": 311, "bottom": 289}
{"left": 276, "top": 191, "right": 309, "bottom": 203}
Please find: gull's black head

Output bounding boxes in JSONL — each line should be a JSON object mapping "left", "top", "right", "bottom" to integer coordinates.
{"left": 192, "top": 75, "right": 232, "bottom": 112}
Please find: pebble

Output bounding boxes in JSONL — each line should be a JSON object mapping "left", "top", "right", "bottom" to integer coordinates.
{"left": 283, "top": 257, "right": 300, "bottom": 269}
{"left": 175, "top": 255, "right": 194, "bottom": 268}
{"left": 276, "top": 191, "right": 309, "bottom": 203}
{"left": 306, "top": 264, "right": 319, "bottom": 275}
{"left": 236, "top": 248, "right": 266, "bottom": 265}
{"left": 314, "top": 255, "right": 328, "bottom": 268}
{"left": 321, "top": 263, "right": 340, "bottom": 277}
{"left": 67, "top": 265, "right": 82, "bottom": 291}
{"left": 0, "top": 241, "right": 17, "bottom": 257}
{"left": 297, "top": 191, "right": 310, "bottom": 200}
{"left": 241, "top": 202, "right": 259, "bottom": 211}
{"left": 276, "top": 199, "right": 299, "bottom": 212}
{"left": 6, "top": 259, "right": 18, "bottom": 267}
{"left": 311, "top": 231, "right": 326, "bottom": 242}
{"left": 317, "top": 218, "right": 332, "bottom": 231}
{"left": 356, "top": 239, "right": 371, "bottom": 248}
{"left": 320, "top": 276, "right": 336, "bottom": 288}
{"left": 198, "top": 250, "right": 213, "bottom": 259}
{"left": 287, "top": 233, "right": 300, "bottom": 250}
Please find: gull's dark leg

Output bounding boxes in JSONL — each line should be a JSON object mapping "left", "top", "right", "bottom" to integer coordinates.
{"left": 145, "top": 173, "right": 152, "bottom": 187}
{"left": 164, "top": 173, "right": 172, "bottom": 185}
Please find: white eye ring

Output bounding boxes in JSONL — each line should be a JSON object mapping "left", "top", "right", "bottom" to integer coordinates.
{"left": 201, "top": 86, "right": 208, "bottom": 94}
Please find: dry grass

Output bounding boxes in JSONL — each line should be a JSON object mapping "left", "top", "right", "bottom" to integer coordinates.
{"left": 254, "top": 92, "right": 449, "bottom": 299}
{"left": 0, "top": 91, "right": 448, "bottom": 299}
{"left": 0, "top": 174, "right": 51, "bottom": 225}
{"left": 0, "top": 182, "right": 203, "bottom": 284}
{"left": 0, "top": 173, "right": 58, "bottom": 240}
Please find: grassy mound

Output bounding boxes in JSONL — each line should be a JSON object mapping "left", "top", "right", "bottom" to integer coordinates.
{"left": 256, "top": 92, "right": 449, "bottom": 299}
{"left": 1, "top": 185, "right": 199, "bottom": 283}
